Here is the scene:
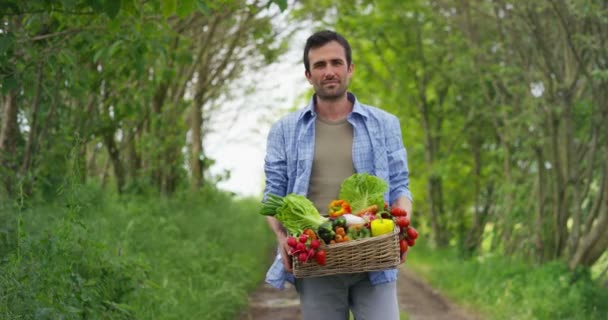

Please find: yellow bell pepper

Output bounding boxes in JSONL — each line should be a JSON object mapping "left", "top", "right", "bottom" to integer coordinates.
{"left": 370, "top": 218, "right": 394, "bottom": 237}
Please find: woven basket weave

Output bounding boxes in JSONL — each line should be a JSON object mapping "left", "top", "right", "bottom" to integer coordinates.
{"left": 292, "top": 226, "right": 401, "bottom": 278}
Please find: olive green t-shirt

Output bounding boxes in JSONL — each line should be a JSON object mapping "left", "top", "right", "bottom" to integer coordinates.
{"left": 308, "top": 117, "right": 355, "bottom": 216}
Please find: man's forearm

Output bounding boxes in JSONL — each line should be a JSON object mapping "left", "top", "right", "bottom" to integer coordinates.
{"left": 266, "top": 216, "right": 288, "bottom": 240}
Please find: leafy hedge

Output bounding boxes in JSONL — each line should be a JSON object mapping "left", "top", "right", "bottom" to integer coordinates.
{"left": 406, "top": 245, "right": 608, "bottom": 320}
{"left": 0, "top": 185, "right": 274, "bottom": 319}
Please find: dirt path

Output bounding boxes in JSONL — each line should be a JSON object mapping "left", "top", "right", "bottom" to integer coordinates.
{"left": 238, "top": 266, "right": 481, "bottom": 320}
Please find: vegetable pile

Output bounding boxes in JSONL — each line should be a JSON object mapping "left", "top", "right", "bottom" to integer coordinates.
{"left": 260, "top": 193, "right": 328, "bottom": 235}
{"left": 285, "top": 229, "right": 326, "bottom": 265}
{"left": 260, "top": 173, "right": 419, "bottom": 266}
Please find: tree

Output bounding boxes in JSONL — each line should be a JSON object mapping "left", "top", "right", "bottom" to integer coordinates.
{"left": 291, "top": 0, "right": 608, "bottom": 269}
{"left": 0, "top": 0, "right": 289, "bottom": 197}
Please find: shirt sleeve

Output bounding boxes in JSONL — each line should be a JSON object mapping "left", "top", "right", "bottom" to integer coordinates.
{"left": 263, "top": 120, "right": 288, "bottom": 200}
{"left": 386, "top": 115, "right": 413, "bottom": 204}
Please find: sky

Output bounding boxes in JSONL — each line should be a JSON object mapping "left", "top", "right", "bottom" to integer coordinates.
{"left": 205, "top": 28, "right": 311, "bottom": 198}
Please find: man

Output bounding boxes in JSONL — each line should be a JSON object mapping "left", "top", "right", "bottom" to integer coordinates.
{"left": 263, "top": 30, "right": 413, "bottom": 320}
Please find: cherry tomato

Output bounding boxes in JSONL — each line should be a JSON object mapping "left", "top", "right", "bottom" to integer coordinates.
{"left": 399, "top": 239, "right": 409, "bottom": 254}
{"left": 406, "top": 227, "right": 419, "bottom": 240}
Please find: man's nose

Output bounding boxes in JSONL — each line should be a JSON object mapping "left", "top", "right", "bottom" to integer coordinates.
{"left": 324, "top": 67, "right": 337, "bottom": 79}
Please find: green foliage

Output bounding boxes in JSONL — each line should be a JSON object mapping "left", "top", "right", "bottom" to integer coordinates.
{"left": 2, "top": 0, "right": 291, "bottom": 198}
{"left": 407, "top": 245, "right": 608, "bottom": 320}
{"left": 293, "top": 0, "right": 608, "bottom": 268}
{"left": 0, "top": 185, "right": 274, "bottom": 319}
{"left": 1, "top": 218, "right": 146, "bottom": 319}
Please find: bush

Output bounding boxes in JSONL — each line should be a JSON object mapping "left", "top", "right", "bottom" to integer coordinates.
{"left": 0, "top": 185, "right": 274, "bottom": 320}
{"left": 0, "top": 218, "right": 146, "bottom": 319}
{"left": 406, "top": 245, "right": 608, "bottom": 320}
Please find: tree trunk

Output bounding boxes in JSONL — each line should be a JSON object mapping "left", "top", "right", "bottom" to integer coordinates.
{"left": 189, "top": 102, "right": 203, "bottom": 190}
{"left": 534, "top": 145, "right": 547, "bottom": 262}
{"left": 20, "top": 62, "right": 44, "bottom": 177}
{"left": 103, "top": 131, "right": 125, "bottom": 193}
{"left": 465, "top": 137, "right": 494, "bottom": 254}
{"left": 569, "top": 160, "right": 608, "bottom": 268}
{"left": 123, "top": 128, "right": 141, "bottom": 185}
{"left": 0, "top": 90, "right": 19, "bottom": 196}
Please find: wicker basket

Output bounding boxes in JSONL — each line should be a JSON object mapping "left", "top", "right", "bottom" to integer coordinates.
{"left": 292, "top": 226, "right": 401, "bottom": 278}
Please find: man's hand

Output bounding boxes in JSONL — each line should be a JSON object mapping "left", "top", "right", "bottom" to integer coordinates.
{"left": 266, "top": 216, "right": 293, "bottom": 272}
{"left": 393, "top": 195, "right": 412, "bottom": 265}
{"left": 278, "top": 235, "right": 293, "bottom": 273}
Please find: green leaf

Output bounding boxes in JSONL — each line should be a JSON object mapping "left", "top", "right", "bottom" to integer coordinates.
{"left": 176, "top": 0, "right": 196, "bottom": 18}
{"left": 62, "top": 0, "right": 77, "bottom": 10}
{"left": 0, "top": 33, "right": 14, "bottom": 55}
{"left": 1, "top": 75, "right": 18, "bottom": 93}
{"left": 161, "top": 0, "right": 177, "bottom": 18}
{"left": 197, "top": 1, "right": 210, "bottom": 15}
{"left": 273, "top": 0, "right": 288, "bottom": 11}
{"left": 103, "top": 0, "right": 122, "bottom": 18}
{"left": 108, "top": 40, "right": 123, "bottom": 57}
{"left": 93, "top": 47, "right": 107, "bottom": 62}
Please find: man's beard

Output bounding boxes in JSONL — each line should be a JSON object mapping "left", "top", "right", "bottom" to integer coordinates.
{"left": 315, "top": 82, "right": 348, "bottom": 101}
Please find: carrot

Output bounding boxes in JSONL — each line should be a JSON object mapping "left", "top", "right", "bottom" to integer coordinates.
{"left": 355, "top": 204, "right": 378, "bottom": 216}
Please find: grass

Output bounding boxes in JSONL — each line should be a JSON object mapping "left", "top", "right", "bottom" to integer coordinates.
{"left": 0, "top": 184, "right": 274, "bottom": 319}
{"left": 406, "top": 243, "right": 608, "bottom": 320}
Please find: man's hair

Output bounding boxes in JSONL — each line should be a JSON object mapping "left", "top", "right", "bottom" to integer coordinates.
{"left": 303, "top": 30, "right": 352, "bottom": 73}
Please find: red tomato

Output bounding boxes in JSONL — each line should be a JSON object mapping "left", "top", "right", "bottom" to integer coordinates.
{"left": 399, "top": 239, "right": 409, "bottom": 254}
{"left": 390, "top": 207, "right": 407, "bottom": 217}
{"left": 396, "top": 216, "right": 410, "bottom": 228}
{"left": 406, "top": 238, "right": 416, "bottom": 247}
{"left": 406, "top": 227, "right": 419, "bottom": 240}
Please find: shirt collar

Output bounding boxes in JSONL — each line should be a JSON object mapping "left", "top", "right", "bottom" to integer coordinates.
{"left": 298, "top": 92, "right": 369, "bottom": 122}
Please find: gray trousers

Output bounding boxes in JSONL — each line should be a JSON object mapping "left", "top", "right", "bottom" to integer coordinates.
{"left": 295, "top": 272, "right": 399, "bottom": 320}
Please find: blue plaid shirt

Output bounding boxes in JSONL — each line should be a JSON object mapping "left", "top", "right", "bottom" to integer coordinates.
{"left": 263, "top": 93, "right": 412, "bottom": 289}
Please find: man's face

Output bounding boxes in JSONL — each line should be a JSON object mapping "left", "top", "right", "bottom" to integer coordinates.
{"left": 305, "top": 41, "right": 353, "bottom": 101}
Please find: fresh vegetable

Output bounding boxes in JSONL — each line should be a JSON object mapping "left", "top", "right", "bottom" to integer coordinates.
{"left": 286, "top": 237, "right": 298, "bottom": 248}
{"left": 395, "top": 216, "right": 410, "bottom": 228}
{"left": 260, "top": 193, "right": 328, "bottom": 235}
{"left": 399, "top": 239, "right": 409, "bottom": 254}
{"left": 307, "top": 248, "right": 316, "bottom": 260}
{"left": 333, "top": 226, "right": 351, "bottom": 243}
{"left": 317, "top": 221, "right": 336, "bottom": 244}
{"left": 285, "top": 229, "right": 325, "bottom": 265}
{"left": 328, "top": 199, "right": 351, "bottom": 218}
{"left": 355, "top": 204, "right": 378, "bottom": 216}
{"left": 296, "top": 242, "right": 306, "bottom": 253}
{"left": 335, "top": 227, "right": 346, "bottom": 237}
{"left": 339, "top": 173, "right": 388, "bottom": 214}
{"left": 390, "top": 207, "right": 407, "bottom": 217}
{"left": 342, "top": 213, "right": 366, "bottom": 227}
{"left": 347, "top": 225, "right": 371, "bottom": 240}
{"left": 406, "top": 227, "right": 419, "bottom": 240}
{"left": 359, "top": 211, "right": 377, "bottom": 225}
{"left": 406, "top": 238, "right": 416, "bottom": 247}
{"left": 370, "top": 218, "right": 395, "bottom": 236}
{"left": 315, "top": 250, "right": 326, "bottom": 265}
{"left": 303, "top": 228, "right": 317, "bottom": 241}
{"left": 332, "top": 216, "right": 347, "bottom": 229}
